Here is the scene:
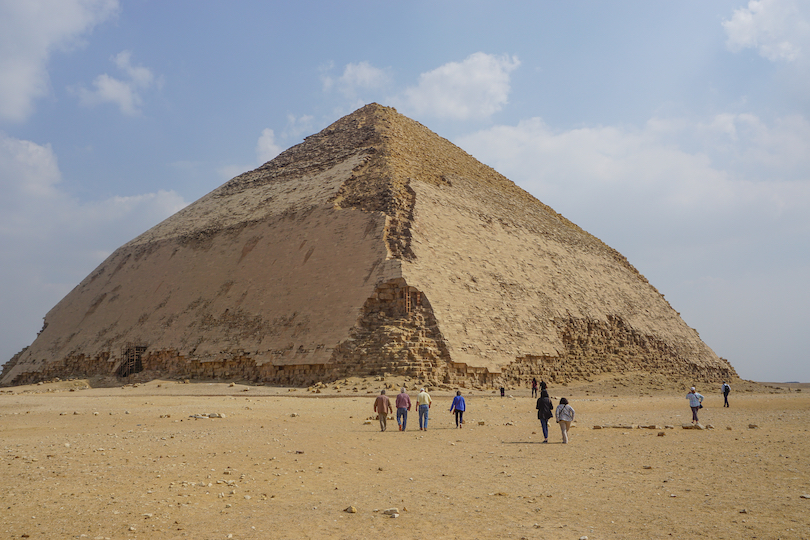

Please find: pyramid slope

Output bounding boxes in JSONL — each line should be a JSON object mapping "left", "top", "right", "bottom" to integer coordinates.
{"left": 2, "top": 104, "right": 736, "bottom": 387}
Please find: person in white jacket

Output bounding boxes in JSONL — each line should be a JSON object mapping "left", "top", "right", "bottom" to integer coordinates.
{"left": 687, "top": 387, "right": 704, "bottom": 424}
{"left": 555, "top": 397, "right": 575, "bottom": 444}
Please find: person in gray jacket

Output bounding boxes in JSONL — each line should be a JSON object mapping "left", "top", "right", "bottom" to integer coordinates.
{"left": 555, "top": 397, "right": 575, "bottom": 444}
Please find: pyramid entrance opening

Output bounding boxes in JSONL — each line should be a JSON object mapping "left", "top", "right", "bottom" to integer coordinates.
{"left": 118, "top": 343, "right": 147, "bottom": 377}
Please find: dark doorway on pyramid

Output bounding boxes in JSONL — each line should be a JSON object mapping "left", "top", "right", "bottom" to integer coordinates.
{"left": 118, "top": 343, "right": 146, "bottom": 377}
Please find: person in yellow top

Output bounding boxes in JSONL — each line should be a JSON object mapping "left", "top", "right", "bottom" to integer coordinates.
{"left": 416, "top": 387, "right": 432, "bottom": 431}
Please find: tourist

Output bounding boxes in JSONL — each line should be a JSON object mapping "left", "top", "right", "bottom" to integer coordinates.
{"left": 395, "top": 387, "right": 411, "bottom": 431}
{"left": 687, "top": 386, "right": 704, "bottom": 424}
{"left": 417, "top": 387, "right": 432, "bottom": 430}
{"left": 450, "top": 390, "right": 466, "bottom": 428}
{"left": 373, "top": 389, "right": 392, "bottom": 432}
{"left": 721, "top": 381, "right": 731, "bottom": 408}
{"left": 555, "top": 397, "right": 575, "bottom": 444}
{"left": 536, "top": 389, "right": 553, "bottom": 443}
{"left": 540, "top": 380, "right": 547, "bottom": 392}
{"left": 531, "top": 378, "right": 538, "bottom": 398}
{"left": 500, "top": 386, "right": 505, "bottom": 397}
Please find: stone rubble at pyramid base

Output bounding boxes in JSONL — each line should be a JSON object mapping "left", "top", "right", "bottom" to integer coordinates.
{"left": 3, "top": 311, "right": 735, "bottom": 388}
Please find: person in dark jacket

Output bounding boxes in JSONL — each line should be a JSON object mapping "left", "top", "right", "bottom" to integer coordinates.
{"left": 535, "top": 389, "right": 553, "bottom": 443}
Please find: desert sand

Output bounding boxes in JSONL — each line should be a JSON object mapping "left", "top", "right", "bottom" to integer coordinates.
{"left": 2, "top": 376, "right": 808, "bottom": 539}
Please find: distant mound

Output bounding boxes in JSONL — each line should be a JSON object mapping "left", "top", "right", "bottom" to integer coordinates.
{"left": 1, "top": 104, "right": 736, "bottom": 387}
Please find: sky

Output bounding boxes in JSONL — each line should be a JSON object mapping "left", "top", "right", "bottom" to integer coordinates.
{"left": 1, "top": 0, "right": 808, "bottom": 383}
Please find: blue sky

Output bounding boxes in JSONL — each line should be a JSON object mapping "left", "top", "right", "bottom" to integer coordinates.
{"left": 1, "top": 0, "right": 809, "bottom": 382}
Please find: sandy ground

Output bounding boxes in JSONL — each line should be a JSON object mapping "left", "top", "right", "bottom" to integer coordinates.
{"left": 1, "top": 377, "right": 809, "bottom": 540}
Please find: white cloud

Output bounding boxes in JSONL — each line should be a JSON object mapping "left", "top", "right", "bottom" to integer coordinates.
{"left": 0, "top": 0, "right": 119, "bottom": 123}
{"left": 284, "top": 114, "right": 315, "bottom": 139}
{"left": 78, "top": 73, "right": 142, "bottom": 114}
{"left": 256, "top": 128, "right": 282, "bottom": 164}
{"left": 394, "top": 52, "right": 520, "bottom": 120}
{"left": 723, "top": 0, "right": 810, "bottom": 61}
{"left": 216, "top": 163, "right": 252, "bottom": 181}
{"left": 75, "top": 50, "right": 159, "bottom": 115}
{"left": 694, "top": 113, "right": 810, "bottom": 182}
{"left": 456, "top": 111, "right": 810, "bottom": 252}
{"left": 319, "top": 53, "right": 520, "bottom": 121}
{"left": 319, "top": 61, "right": 335, "bottom": 92}
{"left": 322, "top": 61, "right": 392, "bottom": 98}
{"left": 0, "top": 131, "right": 187, "bottom": 361}
{"left": 0, "top": 131, "right": 187, "bottom": 243}
{"left": 113, "top": 50, "right": 154, "bottom": 87}
{"left": 0, "top": 135, "right": 61, "bottom": 202}
{"left": 219, "top": 126, "right": 294, "bottom": 180}
{"left": 458, "top": 118, "right": 727, "bottom": 216}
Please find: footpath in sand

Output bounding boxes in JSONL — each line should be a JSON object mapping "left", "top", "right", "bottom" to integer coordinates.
{"left": 1, "top": 377, "right": 809, "bottom": 540}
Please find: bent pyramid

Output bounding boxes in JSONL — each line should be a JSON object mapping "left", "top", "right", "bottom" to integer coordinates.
{"left": 1, "top": 103, "right": 736, "bottom": 387}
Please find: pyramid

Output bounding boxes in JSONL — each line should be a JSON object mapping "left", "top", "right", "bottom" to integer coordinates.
{"left": 1, "top": 103, "right": 736, "bottom": 387}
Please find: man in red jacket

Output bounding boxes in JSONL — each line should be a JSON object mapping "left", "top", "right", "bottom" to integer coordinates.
{"left": 395, "top": 387, "right": 412, "bottom": 431}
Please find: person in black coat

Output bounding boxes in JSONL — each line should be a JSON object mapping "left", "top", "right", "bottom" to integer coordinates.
{"left": 535, "top": 389, "right": 553, "bottom": 443}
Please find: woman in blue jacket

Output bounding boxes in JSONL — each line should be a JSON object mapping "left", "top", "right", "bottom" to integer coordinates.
{"left": 450, "top": 390, "right": 466, "bottom": 428}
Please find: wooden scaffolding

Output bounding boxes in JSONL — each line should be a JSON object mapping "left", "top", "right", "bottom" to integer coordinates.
{"left": 118, "top": 343, "right": 147, "bottom": 377}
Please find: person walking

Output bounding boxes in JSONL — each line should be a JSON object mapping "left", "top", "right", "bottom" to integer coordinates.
{"left": 687, "top": 386, "right": 704, "bottom": 424}
{"left": 450, "top": 390, "right": 466, "bottom": 428}
{"left": 373, "top": 389, "right": 393, "bottom": 432}
{"left": 536, "top": 389, "right": 553, "bottom": 443}
{"left": 531, "top": 378, "right": 538, "bottom": 398}
{"left": 540, "top": 380, "right": 547, "bottom": 393}
{"left": 395, "top": 387, "right": 412, "bottom": 431}
{"left": 417, "top": 387, "right": 432, "bottom": 431}
{"left": 721, "top": 381, "right": 731, "bottom": 408}
{"left": 555, "top": 397, "right": 575, "bottom": 444}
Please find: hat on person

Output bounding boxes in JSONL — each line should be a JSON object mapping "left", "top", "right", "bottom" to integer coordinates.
{"left": 690, "top": 386, "right": 696, "bottom": 391}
